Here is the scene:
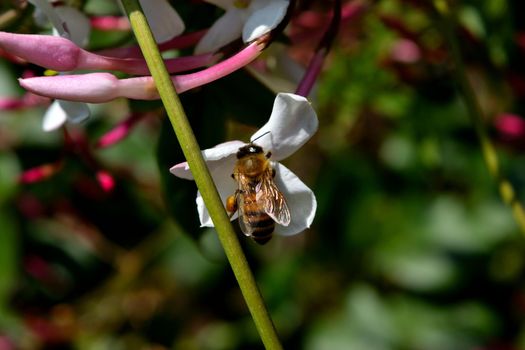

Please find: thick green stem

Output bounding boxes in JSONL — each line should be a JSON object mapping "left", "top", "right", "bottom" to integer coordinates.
{"left": 119, "top": 1, "right": 282, "bottom": 349}
{"left": 433, "top": 0, "right": 525, "bottom": 233}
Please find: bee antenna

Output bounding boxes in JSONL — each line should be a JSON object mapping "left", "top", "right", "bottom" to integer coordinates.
{"left": 250, "top": 131, "right": 271, "bottom": 143}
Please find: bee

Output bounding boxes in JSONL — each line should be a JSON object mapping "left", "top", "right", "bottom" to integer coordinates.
{"left": 226, "top": 135, "right": 291, "bottom": 245}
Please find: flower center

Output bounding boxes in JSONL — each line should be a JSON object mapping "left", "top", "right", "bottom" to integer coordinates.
{"left": 233, "top": 0, "right": 250, "bottom": 9}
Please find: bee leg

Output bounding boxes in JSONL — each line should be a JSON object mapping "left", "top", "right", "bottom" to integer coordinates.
{"left": 226, "top": 191, "right": 239, "bottom": 218}
{"left": 265, "top": 151, "right": 272, "bottom": 159}
{"left": 272, "top": 168, "right": 276, "bottom": 178}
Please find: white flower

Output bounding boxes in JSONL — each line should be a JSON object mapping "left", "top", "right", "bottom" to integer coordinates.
{"left": 41, "top": 99, "right": 90, "bottom": 131}
{"left": 170, "top": 93, "right": 318, "bottom": 237}
{"left": 29, "top": 0, "right": 91, "bottom": 131}
{"left": 195, "top": 0, "right": 289, "bottom": 54}
{"left": 118, "top": 0, "right": 185, "bottom": 43}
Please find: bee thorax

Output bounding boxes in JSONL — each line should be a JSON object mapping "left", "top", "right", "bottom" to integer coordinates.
{"left": 238, "top": 157, "right": 267, "bottom": 177}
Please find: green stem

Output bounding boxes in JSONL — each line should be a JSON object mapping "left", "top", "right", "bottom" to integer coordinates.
{"left": 119, "top": 1, "right": 282, "bottom": 349}
{"left": 433, "top": 0, "right": 525, "bottom": 233}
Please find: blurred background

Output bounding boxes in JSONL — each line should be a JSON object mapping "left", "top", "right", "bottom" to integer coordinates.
{"left": 2, "top": 0, "right": 525, "bottom": 349}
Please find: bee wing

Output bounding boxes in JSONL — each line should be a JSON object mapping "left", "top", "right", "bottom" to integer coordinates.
{"left": 257, "top": 169, "right": 291, "bottom": 226}
{"left": 236, "top": 175, "right": 255, "bottom": 236}
{"left": 237, "top": 196, "right": 256, "bottom": 236}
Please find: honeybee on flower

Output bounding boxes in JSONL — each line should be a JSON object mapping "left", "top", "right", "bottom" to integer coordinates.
{"left": 225, "top": 132, "right": 291, "bottom": 244}
{"left": 170, "top": 93, "right": 318, "bottom": 242}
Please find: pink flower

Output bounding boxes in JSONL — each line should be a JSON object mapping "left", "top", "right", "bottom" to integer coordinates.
{"left": 19, "top": 41, "right": 265, "bottom": 103}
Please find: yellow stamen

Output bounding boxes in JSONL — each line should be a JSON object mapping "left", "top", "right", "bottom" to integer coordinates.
{"left": 233, "top": 0, "right": 250, "bottom": 9}
{"left": 44, "top": 69, "right": 59, "bottom": 76}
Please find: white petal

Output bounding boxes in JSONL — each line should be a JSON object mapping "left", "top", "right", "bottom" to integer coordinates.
{"left": 139, "top": 0, "right": 185, "bottom": 43}
{"left": 196, "top": 156, "right": 239, "bottom": 227}
{"left": 170, "top": 161, "right": 192, "bottom": 179}
{"left": 275, "top": 47, "right": 307, "bottom": 85}
{"left": 42, "top": 100, "right": 67, "bottom": 131}
{"left": 55, "top": 6, "right": 91, "bottom": 47}
{"left": 28, "top": 0, "right": 66, "bottom": 35}
{"left": 194, "top": 8, "right": 245, "bottom": 54}
{"left": 32, "top": 6, "right": 52, "bottom": 28}
{"left": 272, "top": 163, "right": 316, "bottom": 236}
{"left": 203, "top": 140, "right": 246, "bottom": 161}
{"left": 58, "top": 100, "right": 90, "bottom": 124}
{"left": 170, "top": 140, "right": 245, "bottom": 180}
{"left": 251, "top": 93, "right": 318, "bottom": 161}
{"left": 243, "top": 0, "right": 289, "bottom": 42}
{"left": 42, "top": 99, "right": 90, "bottom": 131}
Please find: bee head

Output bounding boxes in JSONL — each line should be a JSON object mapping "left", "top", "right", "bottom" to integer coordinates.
{"left": 237, "top": 131, "right": 271, "bottom": 159}
{"left": 236, "top": 144, "right": 263, "bottom": 159}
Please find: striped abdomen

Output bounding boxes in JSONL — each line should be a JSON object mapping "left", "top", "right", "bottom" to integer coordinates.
{"left": 241, "top": 192, "right": 275, "bottom": 245}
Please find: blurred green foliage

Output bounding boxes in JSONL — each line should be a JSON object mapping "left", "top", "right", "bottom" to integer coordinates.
{"left": 2, "top": 0, "right": 525, "bottom": 349}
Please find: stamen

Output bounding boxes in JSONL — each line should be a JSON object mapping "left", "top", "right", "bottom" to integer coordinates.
{"left": 233, "top": 0, "right": 250, "bottom": 9}
{"left": 44, "top": 69, "right": 58, "bottom": 76}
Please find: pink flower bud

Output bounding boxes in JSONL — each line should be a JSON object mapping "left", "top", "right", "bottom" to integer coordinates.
{"left": 0, "top": 32, "right": 81, "bottom": 71}
{"left": 90, "top": 16, "right": 131, "bottom": 31}
{"left": 96, "top": 113, "right": 146, "bottom": 148}
{"left": 19, "top": 41, "right": 263, "bottom": 102}
{"left": 0, "top": 31, "right": 215, "bottom": 75}
{"left": 20, "top": 73, "right": 159, "bottom": 103}
{"left": 19, "top": 163, "right": 61, "bottom": 184}
{"left": 390, "top": 39, "right": 421, "bottom": 64}
{"left": 0, "top": 336, "right": 15, "bottom": 350}
{"left": 96, "top": 170, "right": 115, "bottom": 192}
{"left": 0, "top": 97, "right": 25, "bottom": 110}
{"left": 495, "top": 113, "right": 525, "bottom": 139}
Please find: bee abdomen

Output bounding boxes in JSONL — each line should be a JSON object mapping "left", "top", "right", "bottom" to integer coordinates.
{"left": 247, "top": 213, "right": 275, "bottom": 245}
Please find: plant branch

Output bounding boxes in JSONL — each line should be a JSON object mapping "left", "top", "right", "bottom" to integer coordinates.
{"left": 119, "top": 1, "right": 283, "bottom": 349}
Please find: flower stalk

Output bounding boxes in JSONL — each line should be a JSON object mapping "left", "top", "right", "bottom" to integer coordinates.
{"left": 119, "top": 0, "right": 282, "bottom": 349}
{"left": 433, "top": 0, "right": 525, "bottom": 233}
{"left": 296, "top": 0, "right": 341, "bottom": 97}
